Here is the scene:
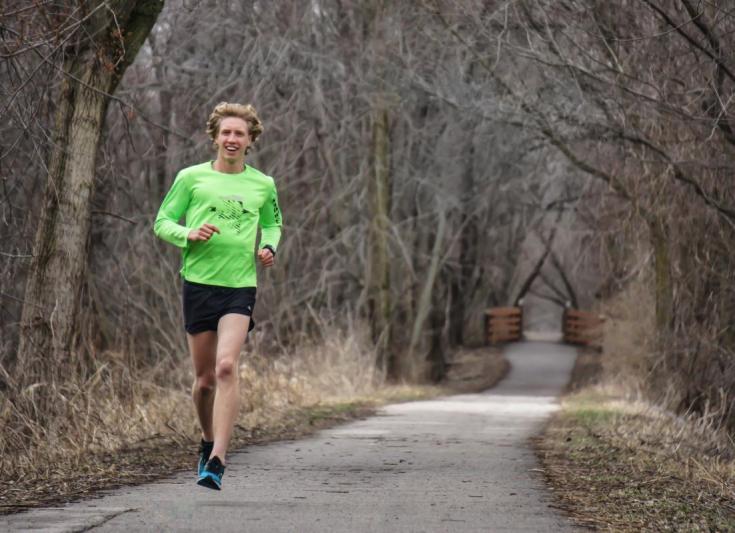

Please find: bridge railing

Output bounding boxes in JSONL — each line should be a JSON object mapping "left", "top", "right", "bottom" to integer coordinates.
{"left": 484, "top": 307, "right": 523, "bottom": 345}
{"left": 562, "top": 308, "right": 604, "bottom": 348}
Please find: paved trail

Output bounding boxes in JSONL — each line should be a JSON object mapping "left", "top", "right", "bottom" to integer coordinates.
{"left": 3, "top": 342, "right": 581, "bottom": 532}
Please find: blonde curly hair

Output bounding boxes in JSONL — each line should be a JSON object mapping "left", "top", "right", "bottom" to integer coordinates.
{"left": 206, "top": 102, "right": 264, "bottom": 153}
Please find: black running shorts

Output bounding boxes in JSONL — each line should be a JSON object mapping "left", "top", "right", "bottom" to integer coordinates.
{"left": 182, "top": 280, "right": 256, "bottom": 335}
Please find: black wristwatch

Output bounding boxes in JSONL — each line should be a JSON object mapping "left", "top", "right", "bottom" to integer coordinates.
{"left": 262, "top": 245, "right": 276, "bottom": 256}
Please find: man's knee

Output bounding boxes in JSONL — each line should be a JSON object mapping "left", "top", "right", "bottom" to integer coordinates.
{"left": 195, "top": 372, "right": 216, "bottom": 392}
{"left": 215, "top": 358, "right": 237, "bottom": 381}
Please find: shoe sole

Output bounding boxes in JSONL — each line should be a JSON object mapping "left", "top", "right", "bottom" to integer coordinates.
{"left": 197, "top": 474, "right": 222, "bottom": 490}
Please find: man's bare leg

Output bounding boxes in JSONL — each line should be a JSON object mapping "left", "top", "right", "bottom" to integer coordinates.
{"left": 210, "top": 313, "right": 250, "bottom": 464}
{"left": 187, "top": 330, "right": 218, "bottom": 441}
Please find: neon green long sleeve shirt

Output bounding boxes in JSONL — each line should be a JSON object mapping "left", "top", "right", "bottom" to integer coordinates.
{"left": 154, "top": 161, "right": 282, "bottom": 287}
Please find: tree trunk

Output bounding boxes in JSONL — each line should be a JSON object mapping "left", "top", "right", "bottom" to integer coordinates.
{"left": 650, "top": 220, "right": 673, "bottom": 337}
{"left": 16, "top": 1, "right": 164, "bottom": 390}
{"left": 428, "top": 278, "right": 447, "bottom": 382}
{"left": 150, "top": 32, "right": 173, "bottom": 203}
{"left": 367, "top": 105, "right": 394, "bottom": 377}
{"left": 449, "top": 128, "right": 478, "bottom": 346}
{"left": 409, "top": 210, "right": 447, "bottom": 379}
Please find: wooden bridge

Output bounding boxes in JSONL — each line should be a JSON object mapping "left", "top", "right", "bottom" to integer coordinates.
{"left": 484, "top": 306, "right": 604, "bottom": 348}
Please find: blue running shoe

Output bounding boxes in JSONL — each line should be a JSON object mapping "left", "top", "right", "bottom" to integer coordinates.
{"left": 197, "top": 456, "right": 225, "bottom": 490}
{"left": 198, "top": 439, "right": 214, "bottom": 477}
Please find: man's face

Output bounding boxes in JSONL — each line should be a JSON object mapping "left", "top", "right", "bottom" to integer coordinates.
{"left": 216, "top": 117, "right": 251, "bottom": 162}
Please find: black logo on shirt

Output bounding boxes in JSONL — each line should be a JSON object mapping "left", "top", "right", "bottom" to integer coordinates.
{"left": 272, "top": 197, "right": 281, "bottom": 225}
{"left": 209, "top": 195, "right": 252, "bottom": 234}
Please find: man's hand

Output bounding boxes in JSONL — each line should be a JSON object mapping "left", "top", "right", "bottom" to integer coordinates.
{"left": 257, "top": 248, "right": 275, "bottom": 268}
{"left": 187, "top": 223, "right": 220, "bottom": 241}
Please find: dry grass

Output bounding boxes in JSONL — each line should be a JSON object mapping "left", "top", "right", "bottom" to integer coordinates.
{"left": 598, "top": 276, "right": 656, "bottom": 392}
{"left": 0, "top": 327, "right": 445, "bottom": 513}
{"left": 536, "top": 275, "right": 735, "bottom": 530}
{"left": 538, "top": 386, "right": 735, "bottom": 531}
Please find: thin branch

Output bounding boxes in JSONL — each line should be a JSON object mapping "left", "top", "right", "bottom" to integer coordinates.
{"left": 90, "top": 210, "right": 137, "bottom": 224}
{"left": 617, "top": 132, "right": 735, "bottom": 223}
{"left": 0, "top": 251, "right": 33, "bottom": 258}
{"left": 641, "top": 0, "right": 735, "bottom": 84}
{"left": 550, "top": 249, "right": 578, "bottom": 308}
{"left": 529, "top": 287, "right": 566, "bottom": 307}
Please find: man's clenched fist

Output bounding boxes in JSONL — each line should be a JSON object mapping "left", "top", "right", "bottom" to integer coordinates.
{"left": 187, "top": 223, "right": 220, "bottom": 241}
{"left": 257, "top": 248, "right": 275, "bottom": 268}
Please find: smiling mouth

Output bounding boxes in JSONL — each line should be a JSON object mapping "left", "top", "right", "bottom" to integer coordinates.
{"left": 224, "top": 146, "right": 239, "bottom": 153}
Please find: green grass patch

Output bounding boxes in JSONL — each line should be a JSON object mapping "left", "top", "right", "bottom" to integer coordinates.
{"left": 302, "top": 401, "right": 369, "bottom": 425}
{"left": 569, "top": 405, "right": 618, "bottom": 426}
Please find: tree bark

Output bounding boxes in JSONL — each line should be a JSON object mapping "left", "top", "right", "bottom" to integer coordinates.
{"left": 409, "top": 209, "right": 447, "bottom": 379}
{"left": 367, "top": 105, "right": 394, "bottom": 377}
{"left": 449, "top": 128, "right": 478, "bottom": 346}
{"left": 17, "top": 1, "right": 164, "bottom": 389}
{"left": 149, "top": 31, "right": 173, "bottom": 203}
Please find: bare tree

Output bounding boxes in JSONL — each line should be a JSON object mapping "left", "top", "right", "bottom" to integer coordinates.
{"left": 2, "top": 0, "right": 552, "bottom": 391}
{"left": 9, "top": 1, "right": 164, "bottom": 393}
{"left": 424, "top": 0, "right": 735, "bottom": 423}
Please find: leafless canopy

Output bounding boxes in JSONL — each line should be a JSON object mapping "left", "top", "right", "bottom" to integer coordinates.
{"left": 3, "top": 0, "right": 733, "bottom": 428}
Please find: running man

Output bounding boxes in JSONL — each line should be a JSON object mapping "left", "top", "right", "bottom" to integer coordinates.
{"left": 154, "top": 102, "right": 282, "bottom": 490}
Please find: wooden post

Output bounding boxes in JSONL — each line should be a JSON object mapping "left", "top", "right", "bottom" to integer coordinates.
{"left": 562, "top": 308, "right": 605, "bottom": 349}
{"left": 484, "top": 307, "right": 523, "bottom": 345}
